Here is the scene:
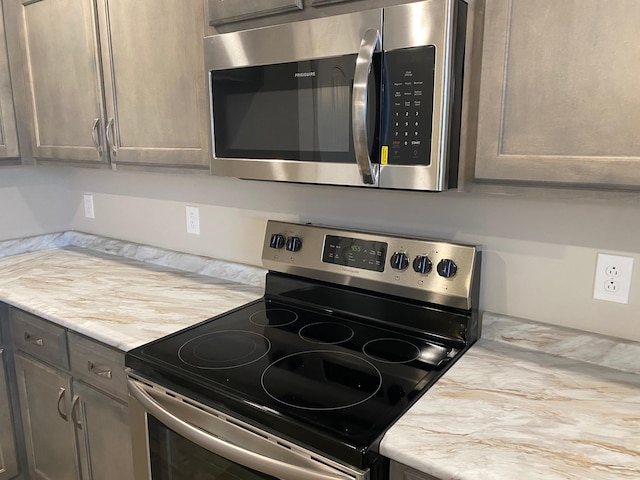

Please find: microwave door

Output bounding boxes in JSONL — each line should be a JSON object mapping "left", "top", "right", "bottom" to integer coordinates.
{"left": 205, "top": 9, "right": 383, "bottom": 188}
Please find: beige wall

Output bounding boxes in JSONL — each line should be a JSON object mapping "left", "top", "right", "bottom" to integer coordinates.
{"left": 0, "top": 166, "right": 73, "bottom": 240}
{"left": 66, "top": 168, "right": 640, "bottom": 342}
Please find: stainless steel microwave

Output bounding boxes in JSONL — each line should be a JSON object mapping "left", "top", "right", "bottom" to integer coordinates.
{"left": 204, "top": 0, "right": 467, "bottom": 191}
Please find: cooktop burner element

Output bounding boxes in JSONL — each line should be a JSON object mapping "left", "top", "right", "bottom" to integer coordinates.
{"left": 177, "top": 330, "right": 270, "bottom": 369}
{"left": 261, "top": 350, "right": 383, "bottom": 410}
{"left": 248, "top": 307, "right": 298, "bottom": 327}
{"left": 126, "top": 220, "right": 481, "bottom": 471}
{"left": 299, "top": 322, "right": 355, "bottom": 344}
{"left": 363, "top": 338, "right": 422, "bottom": 364}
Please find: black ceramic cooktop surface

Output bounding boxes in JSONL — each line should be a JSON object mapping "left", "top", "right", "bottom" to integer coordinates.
{"left": 126, "top": 295, "right": 463, "bottom": 468}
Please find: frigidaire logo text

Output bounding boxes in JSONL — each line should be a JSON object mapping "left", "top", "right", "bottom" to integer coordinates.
{"left": 294, "top": 72, "right": 316, "bottom": 78}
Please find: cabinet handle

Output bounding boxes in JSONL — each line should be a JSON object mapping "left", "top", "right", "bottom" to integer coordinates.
{"left": 87, "top": 361, "right": 112, "bottom": 379}
{"left": 56, "top": 387, "right": 68, "bottom": 422}
{"left": 24, "top": 332, "right": 44, "bottom": 346}
{"left": 91, "top": 118, "right": 103, "bottom": 155}
{"left": 71, "top": 395, "right": 82, "bottom": 429}
{"left": 105, "top": 117, "right": 117, "bottom": 156}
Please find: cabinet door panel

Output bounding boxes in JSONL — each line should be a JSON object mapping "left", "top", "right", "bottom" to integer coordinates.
{"left": 0, "top": 350, "right": 19, "bottom": 480}
{"left": 100, "top": 0, "right": 209, "bottom": 169}
{"left": 0, "top": 3, "right": 19, "bottom": 159}
{"left": 14, "top": 353, "right": 79, "bottom": 480}
{"left": 474, "top": 0, "right": 640, "bottom": 187}
{"left": 21, "top": 0, "right": 106, "bottom": 164}
{"left": 74, "top": 381, "right": 134, "bottom": 480}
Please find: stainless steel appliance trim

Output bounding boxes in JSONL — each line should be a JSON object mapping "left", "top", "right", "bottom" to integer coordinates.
{"left": 380, "top": 0, "right": 462, "bottom": 191}
{"left": 127, "top": 376, "right": 369, "bottom": 480}
{"left": 262, "top": 220, "right": 478, "bottom": 310}
{"left": 211, "top": 157, "right": 378, "bottom": 187}
{"left": 205, "top": 9, "right": 383, "bottom": 70}
{"left": 352, "top": 29, "right": 380, "bottom": 185}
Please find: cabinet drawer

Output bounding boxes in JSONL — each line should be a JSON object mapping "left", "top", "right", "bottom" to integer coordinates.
{"left": 10, "top": 308, "right": 69, "bottom": 369}
{"left": 69, "top": 332, "right": 127, "bottom": 402}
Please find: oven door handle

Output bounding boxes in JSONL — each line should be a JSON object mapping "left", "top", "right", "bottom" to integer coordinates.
{"left": 352, "top": 28, "right": 380, "bottom": 186}
{"left": 128, "top": 379, "right": 354, "bottom": 480}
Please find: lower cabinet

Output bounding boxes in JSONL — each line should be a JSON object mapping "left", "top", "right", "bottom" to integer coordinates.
{"left": 390, "top": 461, "right": 441, "bottom": 480}
{"left": 14, "top": 353, "right": 79, "bottom": 480}
{"left": 0, "top": 348, "right": 20, "bottom": 480}
{"left": 9, "top": 307, "right": 133, "bottom": 480}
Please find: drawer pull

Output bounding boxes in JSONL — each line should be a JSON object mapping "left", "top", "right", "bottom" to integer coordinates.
{"left": 56, "top": 387, "right": 68, "bottom": 422}
{"left": 87, "top": 361, "right": 113, "bottom": 379}
{"left": 24, "top": 332, "right": 44, "bottom": 346}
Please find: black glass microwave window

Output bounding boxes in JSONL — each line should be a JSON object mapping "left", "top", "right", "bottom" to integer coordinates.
{"left": 382, "top": 46, "right": 436, "bottom": 166}
{"left": 211, "top": 54, "right": 380, "bottom": 163}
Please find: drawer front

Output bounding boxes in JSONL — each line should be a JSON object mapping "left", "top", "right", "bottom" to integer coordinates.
{"left": 69, "top": 332, "right": 127, "bottom": 402}
{"left": 10, "top": 308, "right": 69, "bottom": 369}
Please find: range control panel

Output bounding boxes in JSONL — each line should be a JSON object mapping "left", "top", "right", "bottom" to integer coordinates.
{"left": 262, "top": 221, "right": 479, "bottom": 310}
{"left": 384, "top": 46, "right": 436, "bottom": 166}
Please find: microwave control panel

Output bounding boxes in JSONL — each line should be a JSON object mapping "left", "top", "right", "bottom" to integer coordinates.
{"left": 384, "top": 46, "right": 436, "bottom": 166}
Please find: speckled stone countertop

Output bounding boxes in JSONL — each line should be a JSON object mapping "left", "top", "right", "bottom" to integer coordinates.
{"left": 381, "top": 313, "right": 640, "bottom": 480}
{"left": 0, "top": 232, "right": 265, "bottom": 351}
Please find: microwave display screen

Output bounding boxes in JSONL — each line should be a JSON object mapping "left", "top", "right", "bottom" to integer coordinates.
{"left": 322, "top": 235, "right": 387, "bottom": 272}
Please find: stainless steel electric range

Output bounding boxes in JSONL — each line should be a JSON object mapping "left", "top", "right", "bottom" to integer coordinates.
{"left": 125, "top": 221, "right": 480, "bottom": 480}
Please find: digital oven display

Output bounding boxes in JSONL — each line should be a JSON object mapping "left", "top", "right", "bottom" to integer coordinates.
{"left": 322, "top": 235, "right": 387, "bottom": 272}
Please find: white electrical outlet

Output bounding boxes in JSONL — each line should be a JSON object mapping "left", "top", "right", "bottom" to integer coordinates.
{"left": 593, "top": 253, "right": 634, "bottom": 304}
{"left": 185, "top": 206, "right": 200, "bottom": 235}
{"left": 83, "top": 194, "right": 95, "bottom": 219}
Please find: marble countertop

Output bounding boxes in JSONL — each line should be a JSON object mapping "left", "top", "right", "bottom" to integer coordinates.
{"left": 381, "top": 314, "right": 640, "bottom": 480}
{"left": 0, "top": 233, "right": 265, "bottom": 351}
{"left": 1, "top": 232, "right": 638, "bottom": 479}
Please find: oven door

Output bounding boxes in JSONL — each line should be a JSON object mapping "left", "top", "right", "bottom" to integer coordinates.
{"left": 127, "top": 378, "right": 368, "bottom": 480}
{"left": 205, "top": 10, "right": 382, "bottom": 187}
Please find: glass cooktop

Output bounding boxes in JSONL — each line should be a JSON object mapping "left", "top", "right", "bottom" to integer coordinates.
{"left": 126, "top": 296, "right": 463, "bottom": 468}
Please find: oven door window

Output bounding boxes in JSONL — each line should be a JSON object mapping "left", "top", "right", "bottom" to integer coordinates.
{"left": 211, "top": 54, "right": 379, "bottom": 163}
{"left": 148, "top": 415, "right": 278, "bottom": 480}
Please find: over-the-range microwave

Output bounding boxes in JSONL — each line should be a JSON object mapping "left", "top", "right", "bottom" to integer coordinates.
{"left": 204, "top": 0, "right": 467, "bottom": 191}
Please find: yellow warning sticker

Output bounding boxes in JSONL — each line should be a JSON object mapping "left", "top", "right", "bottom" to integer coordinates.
{"left": 381, "top": 146, "right": 388, "bottom": 165}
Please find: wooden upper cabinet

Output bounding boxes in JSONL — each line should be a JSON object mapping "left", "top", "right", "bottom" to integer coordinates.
{"left": 99, "top": 0, "right": 209, "bottom": 170}
{"left": 0, "top": 3, "right": 20, "bottom": 160}
{"left": 474, "top": 0, "right": 640, "bottom": 188}
{"left": 19, "top": 0, "right": 209, "bottom": 171}
{"left": 20, "top": 0, "right": 106, "bottom": 165}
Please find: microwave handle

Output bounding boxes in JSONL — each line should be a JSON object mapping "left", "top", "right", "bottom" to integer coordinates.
{"left": 128, "top": 379, "right": 352, "bottom": 480}
{"left": 352, "top": 29, "right": 380, "bottom": 185}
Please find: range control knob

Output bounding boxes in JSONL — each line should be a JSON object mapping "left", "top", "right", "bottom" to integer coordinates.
{"left": 269, "top": 233, "right": 285, "bottom": 249}
{"left": 413, "top": 255, "right": 433, "bottom": 274}
{"left": 437, "top": 259, "right": 458, "bottom": 278}
{"left": 390, "top": 252, "right": 409, "bottom": 271}
{"left": 285, "top": 236, "right": 303, "bottom": 252}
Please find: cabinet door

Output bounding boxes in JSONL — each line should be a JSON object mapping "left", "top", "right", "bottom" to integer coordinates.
{"left": 389, "top": 461, "right": 441, "bottom": 480}
{"left": 14, "top": 353, "right": 79, "bottom": 480}
{"left": 0, "top": 3, "right": 19, "bottom": 160}
{"left": 0, "top": 350, "right": 19, "bottom": 480}
{"left": 474, "top": 0, "right": 640, "bottom": 188}
{"left": 73, "top": 381, "right": 134, "bottom": 480}
{"left": 20, "top": 0, "right": 107, "bottom": 164}
{"left": 98, "top": 0, "right": 209, "bottom": 170}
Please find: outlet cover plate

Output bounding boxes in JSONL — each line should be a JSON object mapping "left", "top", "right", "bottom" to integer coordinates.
{"left": 186, "top": 206, "right": 200, "bottom": 235}
{"left": 83, "top": 194, "right": 95, "bottom": 219}
{"left": 593, "top": 253, "right": 634, "bottom": 304}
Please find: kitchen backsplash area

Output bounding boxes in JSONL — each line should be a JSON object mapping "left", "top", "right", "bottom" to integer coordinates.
{"left": 69, "top": 167, "right": 640, "bottom": 342}
{"left": 2, "top": 165, "right": 639, "bottom": 342}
